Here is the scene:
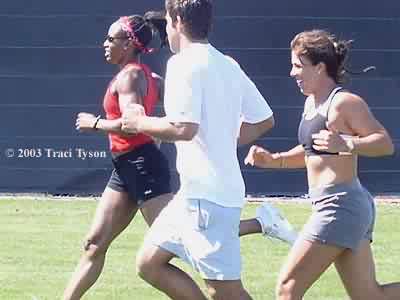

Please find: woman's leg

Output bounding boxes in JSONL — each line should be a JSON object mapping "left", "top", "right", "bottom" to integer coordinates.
{"left": 63, "top": 187, "right": 138, "bottom": 300}
{"left": 140, "top": 192, "right": 174, "bottom": 226}
{"left": 276, "top": 238, "right": 344, "bottom": 300}
{"left": 335, "top": 239, "right": 400, "bottom": 300}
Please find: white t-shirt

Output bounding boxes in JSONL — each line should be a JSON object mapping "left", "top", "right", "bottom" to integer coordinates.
{"left": 164, "top": 43, "right": 273, "bottom": 208}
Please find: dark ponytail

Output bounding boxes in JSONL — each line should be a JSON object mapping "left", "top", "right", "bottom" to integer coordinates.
{"left": 334, "top": 38, "right": 376, "bottom": 81}
{"left": 333, "top": 39, "right": 351, "bottom": 83}
{"left": 143, "top": 10, "right": 168, "bottom": 48}
{"left": 334, "top": 40, "right": 350, "bottom": 69}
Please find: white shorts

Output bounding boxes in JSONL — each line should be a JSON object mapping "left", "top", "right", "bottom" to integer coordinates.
{"left": 143, "top": 197, "right": 242, "bottom": 280}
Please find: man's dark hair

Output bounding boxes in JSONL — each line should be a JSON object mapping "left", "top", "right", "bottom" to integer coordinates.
{"left": 166, "top": 0, "right": 213, "bottom": 40}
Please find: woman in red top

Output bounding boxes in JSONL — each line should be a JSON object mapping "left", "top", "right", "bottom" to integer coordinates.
{"left": 63, "top": 12, "right": 172, "bottom": 300}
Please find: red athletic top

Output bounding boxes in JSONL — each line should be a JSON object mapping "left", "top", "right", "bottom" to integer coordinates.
{"left": 103, "top": 62, "right": 159, "bottom": 153}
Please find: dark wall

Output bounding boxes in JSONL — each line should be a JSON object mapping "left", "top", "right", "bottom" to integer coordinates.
{"left": 0, "top": 1, "right": 399, "bottom": 195}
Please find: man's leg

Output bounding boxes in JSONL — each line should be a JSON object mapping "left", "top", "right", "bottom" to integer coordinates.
{"left": 136, "top": 197, "right": 208, "bottom": 300}
{"left": 205, "top": 279, "right": 253, "bottom": 300}
{"left": 136, "top": 244, "right": 208, "bottom": 300}
{"left": 239, "top": 218, "right": 262, "bottom": 235}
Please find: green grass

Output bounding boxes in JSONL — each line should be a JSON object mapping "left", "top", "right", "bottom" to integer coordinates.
{"left": 1, "top": 198, "right": 400, "bottom": 300}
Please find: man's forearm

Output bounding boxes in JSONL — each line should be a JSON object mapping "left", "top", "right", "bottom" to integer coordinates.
{"left": 238, "top": 117, "right": 275, "bottom": 146}
{"left": 96, "top": 118, "right": 124, "bottom": 134}
{"left": 137, "top": 116, "right": 188, "bottom": 142}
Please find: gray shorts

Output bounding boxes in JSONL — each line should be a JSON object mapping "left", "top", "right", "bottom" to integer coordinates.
{"left": 300, "top": 178, "right": 375, "bottom": 251}
{"left": 143, "top": 197, "right": 242, "bottom": 280}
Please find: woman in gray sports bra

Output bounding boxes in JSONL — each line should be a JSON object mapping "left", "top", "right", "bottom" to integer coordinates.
{"left": 245, "top": 29, "right": 399, "bottom": 299}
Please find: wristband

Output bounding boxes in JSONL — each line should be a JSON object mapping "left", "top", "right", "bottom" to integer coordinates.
{"left": 93, "top": 115, "right": 101, "bottom": 130}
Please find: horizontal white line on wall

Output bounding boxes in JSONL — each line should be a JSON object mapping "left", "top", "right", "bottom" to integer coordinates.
{"left": 0, "top": 104, "right": 163, "bottom": 108}
{"left": 242, "top": 169, "right": 400, "bottom": 173}
{"left": 0, "top": 14, "right": 399, "bottom": 21}
{"left": 0, "top": 136, "right": 398, "bottom": 143}
{"left": 1, "top": 104, "right": 399, "bottom": 110}
{"left": 1, "top": 46, "right": 400, "bottom": 52}
{"left": 0, "top": 74, "right": 399, "bottom": 81}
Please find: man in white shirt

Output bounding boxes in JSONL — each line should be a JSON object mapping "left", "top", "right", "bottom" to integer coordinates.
{"left": 121, "top": 1, "right": 283, "bottom": 299}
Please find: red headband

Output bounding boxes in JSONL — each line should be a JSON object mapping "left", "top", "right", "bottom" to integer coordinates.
{"left": 118, "top": 16, "right": 155, "bottom": 54}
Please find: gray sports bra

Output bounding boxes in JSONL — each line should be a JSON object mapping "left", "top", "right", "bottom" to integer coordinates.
{"left": 298, "top": 87, "right": 343, "bottom": 156}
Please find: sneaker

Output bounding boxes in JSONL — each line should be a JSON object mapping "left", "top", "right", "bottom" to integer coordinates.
{"left": 256, "top": 202, "right": 298, "bottom": 245}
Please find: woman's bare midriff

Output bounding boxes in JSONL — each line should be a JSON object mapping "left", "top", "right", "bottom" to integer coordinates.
{"left": 306, "top": 154, "right": 358, "bottom": 189}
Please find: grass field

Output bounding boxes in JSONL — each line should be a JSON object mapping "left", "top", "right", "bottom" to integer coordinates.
{"left": 1, "top": 198, "right": 400, "bottom": 300}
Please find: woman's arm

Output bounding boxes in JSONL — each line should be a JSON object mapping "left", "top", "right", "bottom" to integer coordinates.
{"left": 96, "top": 67, "right": 146, "bottom": 134}
{"left": 245, "top": 144, "right": 306, "bottom": 169}
{"left": 312, "top": 92, "right": 394, "bottom": 157}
